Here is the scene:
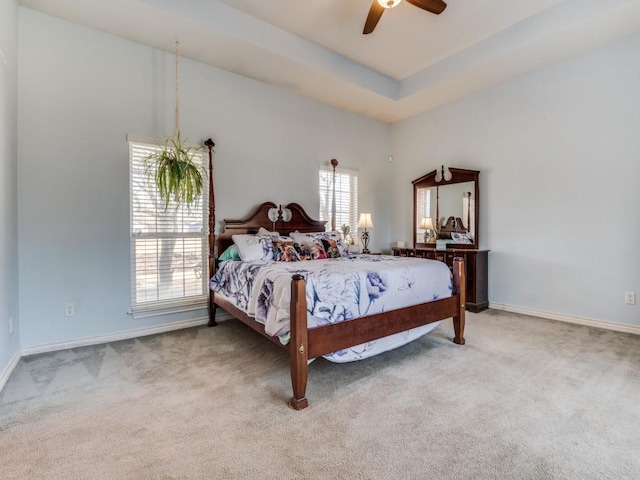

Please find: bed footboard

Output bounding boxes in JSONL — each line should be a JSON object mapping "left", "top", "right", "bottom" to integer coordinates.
{"left": 287, "top": 257, "right": 466, "bottom": 410}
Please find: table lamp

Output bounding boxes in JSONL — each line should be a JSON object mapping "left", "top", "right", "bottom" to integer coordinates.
{"left": 357, "top": 213, "right": 374, "bottom": 254}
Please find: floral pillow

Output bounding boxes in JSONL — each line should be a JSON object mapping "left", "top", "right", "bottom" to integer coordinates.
{"left": 272, "top": 240, "right": 319, "bottom": 262}
{"left": 308, "top": 240, "right": 327, "bottom": 260}
{"left": 321, "top": 238, "right": 342, "bottom": 259}
{"left": 293, "top": 242, "right": 313, "bottom": 261}
{"left": 272, "top": 240, "right": 300, "bottom": 262}
{"left": 290, "top": 231, "right": 349, "bottom": 257}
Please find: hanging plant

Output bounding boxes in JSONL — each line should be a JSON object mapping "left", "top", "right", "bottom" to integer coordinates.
{"left": 144, "top": 39, "right": 204, "bottom": 210}
{"left": 146, "top": 130, "right": 203, "bottom": 210}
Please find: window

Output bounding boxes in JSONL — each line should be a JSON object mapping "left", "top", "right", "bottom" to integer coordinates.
{"left": 129, "top": 139, "right": 208, "bottom": 316}
{"left": 416, "top": 188, "right": 432, "bottom": 237}
{"left": 319, "top": 166, "right": 359, "bottom": 237}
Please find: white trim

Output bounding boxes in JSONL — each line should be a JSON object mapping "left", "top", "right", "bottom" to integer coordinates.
{"left": 319, "top": 164, "right": 360, "bottom": 176}
{"left": 126, "top": 133, "right": 162, "bottom": 146}
{"left": 22, "top": 317, "right": 209, "bottom": 357}
{"left": 131, "top": 300, "right": 207, "bottom": 319}
{"left": 490, "top": 302, "right": 640, "bottom": 336}
{"left": 126, "top": 133, "right": 201, "bottom": 150}
{"left": 0, "top": 349, "right": 22, "bottom": 393}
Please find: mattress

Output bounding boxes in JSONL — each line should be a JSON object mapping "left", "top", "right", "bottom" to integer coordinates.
{"left": 210, "top": 254, "right": 452, "bottom": 363}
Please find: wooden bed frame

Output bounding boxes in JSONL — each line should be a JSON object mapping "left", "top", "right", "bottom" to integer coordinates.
{"left": 206, "top": 200, "right": 466, "bottom": 410}
{"left": 203, "top": 141, "right": 465, "bottom": 410}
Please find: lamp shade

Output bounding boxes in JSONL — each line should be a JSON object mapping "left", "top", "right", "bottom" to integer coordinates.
{"left": 377, "top": 0, "right": 402, "bottom": 8}
{"left": 419, "top": 217, "right": 434, "bottom": 230}
{"left": 357, "top": 213, "right": 374, "bottom": 229}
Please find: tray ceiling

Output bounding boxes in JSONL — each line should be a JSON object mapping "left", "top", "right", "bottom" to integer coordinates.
{"left": 20, "top": 0, "right": 640, "bottom": 122}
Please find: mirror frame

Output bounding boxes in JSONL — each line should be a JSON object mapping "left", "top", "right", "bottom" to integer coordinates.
{"left": 412, "top": 166, "right": 480, "bottom": 249}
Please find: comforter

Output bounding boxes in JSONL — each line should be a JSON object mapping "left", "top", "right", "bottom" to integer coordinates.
{"left": 210, "top": 254, "right": 452, "bottom": 362}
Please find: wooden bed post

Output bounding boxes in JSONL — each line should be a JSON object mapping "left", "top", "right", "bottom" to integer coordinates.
{"left": 205, "top": 138, "right": 217, "bottom": 327}
{"left": 288, "top": 274, "right": 309, "bottom": 410}
{"left": 330, "top": 158, "right": 338, "bottom": 232}
{"left": 452, "top": 257, "right": 466, "bottom": 345}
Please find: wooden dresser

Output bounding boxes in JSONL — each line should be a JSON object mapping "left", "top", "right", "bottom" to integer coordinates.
{"left": 392, "top": 247, "right": 489, "bottom": 312}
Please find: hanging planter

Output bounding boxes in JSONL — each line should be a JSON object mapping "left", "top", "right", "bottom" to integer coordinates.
{"left": 146, "top": 130, "right": 203, "bottom": 210}
{"left": 144, "top": 40, "right": 204, "bottom": 210}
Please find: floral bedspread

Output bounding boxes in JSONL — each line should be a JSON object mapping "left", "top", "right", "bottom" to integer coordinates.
{"left": 210, "top": 255, "right": 452, "bottom": 362}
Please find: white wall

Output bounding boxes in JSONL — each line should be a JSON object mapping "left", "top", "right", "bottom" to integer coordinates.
{"left": 15, "top": 8, "right": 639, "bottom": 355}
{"left": 391, "top": 33, "right": 640, "bottom": 327}
{"left": 0, "top": 0, "right": 20, "bottom": 383}
{"left": 17, "top": 9, "right": 392, "bottom": 349}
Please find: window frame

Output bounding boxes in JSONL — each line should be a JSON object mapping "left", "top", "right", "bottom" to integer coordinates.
{"left": 416, "top": 188, "right": 432, "bottom": 238}
{"left": 318, "top": 165, "right": 359, "bottom": 239}
{"left": 128, "top": 136, "right": 209, "bottom": 317}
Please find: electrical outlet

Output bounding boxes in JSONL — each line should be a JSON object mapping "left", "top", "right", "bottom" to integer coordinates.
{"left": 625, "top": 292, "right": 636, "bottom": 305}
{"left": 9, "top": 317, "right": 13, "bottom": 335}
{"left": 65, "top": 302, "right": 75, "bottom": 316}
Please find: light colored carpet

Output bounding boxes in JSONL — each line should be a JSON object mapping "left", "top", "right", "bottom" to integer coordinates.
{"left": 1, "top": 310, "right": 639, "bottom": 480}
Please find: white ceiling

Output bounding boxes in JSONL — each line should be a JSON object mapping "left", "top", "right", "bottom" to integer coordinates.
{"left": 20, "top": 0, "right": 640, "bottom": 123}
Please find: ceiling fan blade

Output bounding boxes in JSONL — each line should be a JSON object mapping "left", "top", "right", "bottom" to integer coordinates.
{"left": 363, "top": 1, "right": 385, "bottom": 34}
{"left": 405, "top": 0, "right": 447, "bottom": 15}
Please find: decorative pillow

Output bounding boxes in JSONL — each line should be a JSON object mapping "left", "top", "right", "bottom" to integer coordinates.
{"left": 308, "top": 240, "right": 327, "bottom": 260}
{"left": 218, "top": 244, "right": 240, "bottom": 262}
{"left": 293, "top": 242, "right": 313, "bottom": 261}
{"left": 272, "top": 240, "right": 301, "bottom": 262}
{"left": 321, "top": 238, "right": 342, "bottom": 259}
{"left": 258, "top": 227, "right": 279, "bottom": 236}
{"left": 232, "top": 234, "right": 266, "bottom": 261}
{"left": 232, "top": 234, "right": 291, "bottom": 262}
{"left": 290, "top": 231, "right": 349, "bottom": 257}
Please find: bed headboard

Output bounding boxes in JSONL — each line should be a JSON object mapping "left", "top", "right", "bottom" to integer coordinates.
{"left": 207, "top": 153, "right": 338, "bottom": 280}
{"left": 216, "top": 202, "right": 327, "bottom": 257}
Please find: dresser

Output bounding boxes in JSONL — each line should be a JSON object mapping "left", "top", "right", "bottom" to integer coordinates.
{"left": 392, "top": 247, "right": 489, "bottom": 312}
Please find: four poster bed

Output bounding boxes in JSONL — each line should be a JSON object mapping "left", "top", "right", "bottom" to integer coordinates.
{"left": 204, "top": 147, "right": 466, "bottom": 410}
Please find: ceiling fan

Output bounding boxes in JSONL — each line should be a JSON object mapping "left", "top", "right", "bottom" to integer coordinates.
{"left": 363, "top": 0, "right": 447, "bottom": 34}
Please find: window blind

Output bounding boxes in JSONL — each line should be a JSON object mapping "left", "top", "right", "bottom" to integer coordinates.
{"left": 129, "top": 140, "right": 208, "bottom": 316}
{"left": 319, "top": 166, "right": 359, "bottom": 236}
{"left": 416, "top": 188, "right": 432, "bottom": 235}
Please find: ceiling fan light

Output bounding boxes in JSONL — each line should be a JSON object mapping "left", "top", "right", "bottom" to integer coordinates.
{"left": 376, "top": 0, "right": 403, "bottom": 9}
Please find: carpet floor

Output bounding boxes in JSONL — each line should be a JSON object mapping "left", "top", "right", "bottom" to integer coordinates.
{"left": 1, "top": 310, "right": 639, "bottom": 479}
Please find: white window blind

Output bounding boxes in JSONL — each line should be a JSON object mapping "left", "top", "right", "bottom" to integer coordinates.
{"left": 319, "top": 166, "right": 359, "bottom": 236}
{"left": 129, "top": 140, "right": 208, "bottom": 316}
{"left": 416, "top": 188, "right": 432, "bottom": 235}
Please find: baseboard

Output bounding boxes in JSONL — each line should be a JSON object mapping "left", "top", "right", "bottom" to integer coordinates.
{"left": 0, "top": 348, "right": 22, "bottom": 393}
{"left": 490, "top": 302, "right": 640, "bottom": 336}
{"left": 21, "top": 317, "right": 212, "bottom": 357}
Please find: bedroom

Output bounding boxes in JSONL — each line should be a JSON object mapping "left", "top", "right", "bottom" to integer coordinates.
{"left": 1, "top": 0, "right": 639, "bottom": 477}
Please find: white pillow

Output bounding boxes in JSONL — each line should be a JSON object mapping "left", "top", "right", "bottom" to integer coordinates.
{"left": 257, "top": 227, "right": 279, "bottom": 236}
{"left": 232, "top": 234, "right": 271, "bottom": 262}
{"left": 232, "top": 233, "right": 292, "bottom": 261}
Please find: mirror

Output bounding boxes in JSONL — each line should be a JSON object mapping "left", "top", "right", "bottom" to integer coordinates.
{"left": 413, "top": 166, "right": 479, "bottom": 249}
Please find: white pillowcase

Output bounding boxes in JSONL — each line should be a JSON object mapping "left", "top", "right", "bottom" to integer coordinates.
{"left": 257, "top": 227, "right": 279, "bottom": 236}
{"left": 232, "top": 234, "right": 271, "bottom": 262}
{"left": 232, "top": 233, "right": 291, "bottom": 261}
